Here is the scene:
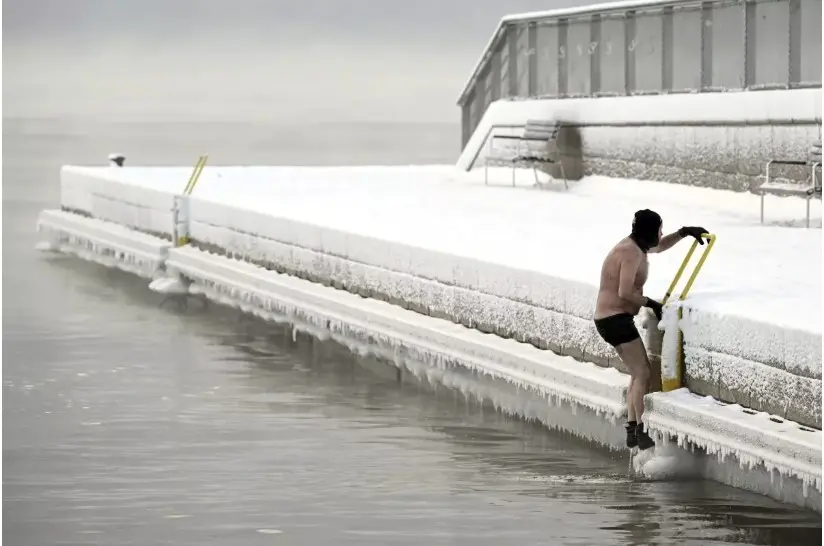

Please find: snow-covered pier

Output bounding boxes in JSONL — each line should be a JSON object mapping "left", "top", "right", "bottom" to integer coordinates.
{"left": 33, "top": 0, "right": 823, "bottom": 513}
{"left": 36, "top": 163, "right": 821, "bottom": 511}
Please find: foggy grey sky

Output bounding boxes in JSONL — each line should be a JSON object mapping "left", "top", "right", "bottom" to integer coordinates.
{"left": 4, "top": 0, "right": 597, "bottom": 123}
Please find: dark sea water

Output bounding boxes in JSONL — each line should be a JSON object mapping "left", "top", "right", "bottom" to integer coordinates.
{"left": 3, "top": 117, "right": 821, "bottom": 545}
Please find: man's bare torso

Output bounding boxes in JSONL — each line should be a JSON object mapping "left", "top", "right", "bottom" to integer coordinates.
{"left": 594, "top": 237, "right": 648, "bottom": 320}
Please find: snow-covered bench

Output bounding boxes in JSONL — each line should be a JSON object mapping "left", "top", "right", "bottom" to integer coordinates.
{"left": 759, "top": 141, "right": 822, "bottom": 228}
{"left": 484, "top": 119, "right": 567, "bottom": 189}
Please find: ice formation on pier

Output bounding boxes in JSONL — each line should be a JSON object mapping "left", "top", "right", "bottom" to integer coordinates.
{"left": 35, "top": 159, "right": 823, "bottom": 511}
{"left": 36, "top": 210, "right": 168, "bottom": 279}
{"left": 644, "top": 389, "right": 821, "bottom": 510}
{"left": 166, "top": 246, "right": 629, "bottom": 422}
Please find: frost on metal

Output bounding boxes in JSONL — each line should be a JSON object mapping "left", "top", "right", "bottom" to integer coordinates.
{"left": 36, "top": 210, "right": 169, "bottom": 279}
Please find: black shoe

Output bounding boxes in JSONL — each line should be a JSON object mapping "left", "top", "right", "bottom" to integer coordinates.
{"left": 625, "top": 423, "right": 638, "bottom": 448}
{"left": 635, "top": 423, "right": 655, "bottom": 451}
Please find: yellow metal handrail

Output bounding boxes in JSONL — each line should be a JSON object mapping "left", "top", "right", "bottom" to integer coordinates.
{"left": 174, "top": 155, "right": 208, "bottom": 247}
{"left": 661, "top": 233, "right": 716, "bottom": 392}
{"left": 183, "top": 154, "right": 208, "bottom": 196}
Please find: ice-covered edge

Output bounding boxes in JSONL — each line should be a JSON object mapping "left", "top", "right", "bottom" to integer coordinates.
{"left": 684, "top": 345, "right": 822, "bottom": 428}
{"left": 681, "top": 306, "right": 821, "bottom": 381}
{"left": 644, "top": 389, "right": 822, "bottom": 496}
{"left": 165, "top": 246, "right": 628, "bottom": 418}
{"left": 36, "top": 210, "right": 169, "bottom": 279}
{"left": 33, "top": 213, "right": 823, "bottom": 507}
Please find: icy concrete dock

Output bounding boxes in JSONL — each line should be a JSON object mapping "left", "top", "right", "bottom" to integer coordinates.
{"left": 36, "top": 164, "right": 822, "bottom": 511}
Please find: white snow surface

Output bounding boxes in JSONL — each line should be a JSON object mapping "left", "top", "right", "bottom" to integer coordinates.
{"left": 61, "top": 163, "right": 822, "bottom": 333}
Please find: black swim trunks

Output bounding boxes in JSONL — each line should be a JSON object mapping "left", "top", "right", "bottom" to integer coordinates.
{"left": 594, "top": 313, "right": 640, "bottom": 347}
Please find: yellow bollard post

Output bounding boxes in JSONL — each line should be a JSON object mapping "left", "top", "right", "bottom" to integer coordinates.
{"left": 660, "top": 233, "right": 717, "bottom": 392}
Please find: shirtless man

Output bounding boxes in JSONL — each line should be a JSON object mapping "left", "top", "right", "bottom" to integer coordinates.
{"left": 594, "top": 209, "right": 707, "bottom": 450}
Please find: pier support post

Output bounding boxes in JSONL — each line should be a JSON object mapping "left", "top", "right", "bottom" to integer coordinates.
{"left": 172, "top": 195, "right": 190, "bottom": 247}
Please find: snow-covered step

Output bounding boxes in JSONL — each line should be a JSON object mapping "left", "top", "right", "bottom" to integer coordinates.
{"left": 644, "top": 388, "right": 821, "bottom": 497}
{"left": 36, "top": 209, "right": 170, "bottom": 279}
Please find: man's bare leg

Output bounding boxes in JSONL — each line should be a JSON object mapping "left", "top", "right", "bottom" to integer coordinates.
{"left": 625, "top": 376, "right": 637, "bottom": 423}
{"left": 615, "top": 339, "right": 654, "bottom": 450}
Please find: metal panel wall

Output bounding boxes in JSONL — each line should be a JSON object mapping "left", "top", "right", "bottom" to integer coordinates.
{"left": 566, "top": 17, "right": 593, "bottom": 95}
{"left": 515, "top": 25, "right": 530, "bottom": 96}
{"left": 460, "top": 0, "right": 821, "bottom": 148}
{"left": 461, "top": 99, "right": 472, "bottom": 148}
{"left": 710, "top": 2, "right": 746, "bottom": 90}
{"left": 598, "top": 15, "right": 627, "bottom": 94}
{"left": 670, "top": 5, "right": 702, "bottom": 91}
{"left": 633, "top": 9, "right": 665, "bottom": 92}
{"left": 535, "top": 22, "right": 560, "bottom": 95}
{"left": 484, "top": 67, "right": 495, "bottom": 110}
{"left": 474, "top": 70, "right": 486, "bottom": 117}
{"left": 467, "top": 90, "right": 480, "bottom": 147}
{"left": 499, "top": 31, "right": 511, "bottom": 99}
{"left": 752, "top": 0, "right": 790, "bottom": 87}
{"left": 489, "top": 47, "right": 502, "bottom": 101}
{"left": 798, "top": 0, "right": 822, "bottom": 85}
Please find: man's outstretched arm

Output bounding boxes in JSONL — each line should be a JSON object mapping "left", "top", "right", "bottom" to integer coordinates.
{"left": 649, "top": 226, "right": 708, "bottom": 254}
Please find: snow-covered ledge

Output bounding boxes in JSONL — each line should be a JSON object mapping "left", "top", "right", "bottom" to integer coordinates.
{"left": 459, "top": 89, "right": 822, "bottom": 192}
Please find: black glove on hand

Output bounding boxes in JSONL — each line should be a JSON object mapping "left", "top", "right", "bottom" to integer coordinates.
{"left": 678, "top": 226, "right": 708, "bottom": 244}
{"left": 644, "top": 297, "right": 663, "bottom": 321}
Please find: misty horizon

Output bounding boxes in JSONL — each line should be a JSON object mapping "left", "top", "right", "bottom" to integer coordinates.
{"left": 4, "top": 0, "right": 596, "bottom": 123}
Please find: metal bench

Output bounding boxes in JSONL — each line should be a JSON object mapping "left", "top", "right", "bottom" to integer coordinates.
{"left": 759, "top": 142, "right": 822, "bottom": 228}
{"left": 483, "top": 119, "right": 567, "bottom": 189}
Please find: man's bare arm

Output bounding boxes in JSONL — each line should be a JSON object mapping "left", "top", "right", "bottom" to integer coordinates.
{"left": 617, "top": 250, "right": 647, "bottom": 308}
{"left": 649, "top": 226, "right": 709, "bottom": 254}
{"left": 648, "top": 232, "right": 683, "bottom": 254}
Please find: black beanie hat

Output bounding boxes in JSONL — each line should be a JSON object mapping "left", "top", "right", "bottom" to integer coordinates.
{"left": 631, "top": 209, "right": 662, "bottom": 251}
